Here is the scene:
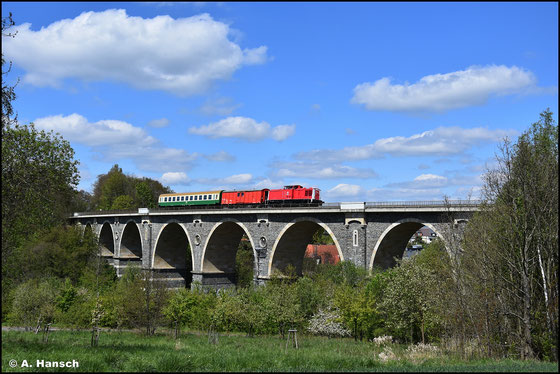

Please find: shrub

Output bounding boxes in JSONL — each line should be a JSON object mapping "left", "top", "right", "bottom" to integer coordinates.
{"left": 373, "top": 335, "right": 393, "bottom": 346}
{"left": 9, "top": 278, "right": 60, "bottom": 329}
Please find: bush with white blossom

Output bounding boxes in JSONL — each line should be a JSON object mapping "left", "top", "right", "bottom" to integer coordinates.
{"left": 373, "top": 335, "right": 393, "bottom": 346}
{"left": 378, "top": 346, "right": 396, "bottom": 362}
{"left": 405, "top": 342, "right": 440, "bottom": 361}
{"left": 306, "top": 307, "right": 351, "bottom": 338}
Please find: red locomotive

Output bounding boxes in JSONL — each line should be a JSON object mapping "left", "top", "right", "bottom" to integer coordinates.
{"left": 267, "top": 185, "right": 321, "bottom": 204}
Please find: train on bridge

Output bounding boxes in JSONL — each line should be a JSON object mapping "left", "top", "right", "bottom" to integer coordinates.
{"left": 158, "top": 185, "right": 322, "bottom": 208}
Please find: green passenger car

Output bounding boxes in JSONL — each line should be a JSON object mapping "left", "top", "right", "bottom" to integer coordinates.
{"left": 158, "top": 190, "right": 223, "bottom": 207}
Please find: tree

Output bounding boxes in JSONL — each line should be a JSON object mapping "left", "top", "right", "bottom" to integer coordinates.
{"left": 136, "top": 181, "right": 154, "bottom": 208}
{"left": 461, "top": 109, "right": 558, "bottom": 360}
{"left": 235, "top": 236, "right": 254, "bottom": 288}
{"left": 98, "top": 165, "right": 129, "bottom": 210}
{"left": 2, "top": 123, "right": 80, "bottom": 316}
{"left": 71, "top": 189, "right": 93, "bottom": 213}
{"left": 111, "top": 195, "right": 135, "bottom": 210}
{"left": 109, "top": 266, "right": 168, "bottom": 334}
{"left": 163, "top": 287, "right": 216, "bottom": 336}
{"left": 91, "top": 164, "right": 172, "bottom": 211}
{"left": 9, "top": 278, "right": 59, "bottom": 330}
{"left": 14, "top": 225, "right": 99, "bottom": 284}
{"left": 311, "top": 227, "right": 334, "bottom": 245}
{"left": 2, "top": 12, "right": 18, "bottom": 130}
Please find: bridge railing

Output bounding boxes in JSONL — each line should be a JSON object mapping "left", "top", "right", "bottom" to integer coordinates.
{"left": 364, "top": 200, "right": 482, "bottom": 208}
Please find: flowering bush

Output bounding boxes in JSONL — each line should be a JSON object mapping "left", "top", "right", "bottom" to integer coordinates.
{"left": 373, "top": 335, "right": 393, "bottom": 346}
{"left": 378, "top": 346, "right": 396, "bottom": 362}
{"left": 306, "top": 307, "right": 351, "bottom": 338}
{"left": 405, "top": 342, "right": 440, "bottom": 361}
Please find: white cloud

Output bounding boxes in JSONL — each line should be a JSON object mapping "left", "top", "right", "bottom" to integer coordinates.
{"left": 104, "top": 144, "right": 198, "bottom": 172}
{"left": 296, "top": 126, "right": 516, "bottom": 162}
{"left": 3, "top": 9, "right": 268, "bottom": 95}
{"left": 252, "top": 178, "right": 285, "bottom": 190}
{"left": 223, "top": 173, "right": 253, "bottom": 184}
{"left": 34, "top": 113, "right": 157, "bottom": 147}
{"left": 147, "top": 118, "right": 170, "bottom": 128}
{"left": 33, "top": 113, "right": 198, "bottom": 173}
{"left": 414, "top": 173, "right": 447, "bottom": 184}
{"left": 242, "top": 46, "right": 268, "bottom": 65}
{"left": 327, "top": 184, "right": 365, "bottom": 198}
{"left": 351, "top": 65, "right": 540, "bottom": 113}
{"left": 161, "top": 172, "right": 190, "bottom": 185}
{"left": 188, "top": 116, "right": 296, "bottom": 141}
{"left": 271, "top": 124, "right": 296, "bottom": 141}
{"left": 272, "top": 162, "right": 377, "bottom": 179}
{"left": 386, "top": 174, "right": 448, "bottom": 189}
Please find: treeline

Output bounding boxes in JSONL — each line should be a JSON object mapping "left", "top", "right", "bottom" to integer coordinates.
{"left": 89, "top": 164, "right": 171, "bottom": 211}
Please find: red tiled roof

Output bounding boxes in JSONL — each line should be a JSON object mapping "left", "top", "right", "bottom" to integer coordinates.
{"left": 305, "top": 244, "right": 340, "bottom": 264}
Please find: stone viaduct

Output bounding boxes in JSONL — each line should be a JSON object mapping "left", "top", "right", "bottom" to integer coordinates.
{"left": 69, "top": 201, "right": 479, "bottom": 289}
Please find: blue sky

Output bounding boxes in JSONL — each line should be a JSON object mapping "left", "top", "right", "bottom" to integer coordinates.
{"left": 2, "top": 2, "right": 558, "bottom": 202}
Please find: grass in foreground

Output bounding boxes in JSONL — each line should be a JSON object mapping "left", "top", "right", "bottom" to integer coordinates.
{"left": 2, "top": 329, "right": 558, "bottom": 372}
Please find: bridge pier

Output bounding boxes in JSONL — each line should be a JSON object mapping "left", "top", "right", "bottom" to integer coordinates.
{"left": 192, "top": 272, "right": 237, "bottom": 289}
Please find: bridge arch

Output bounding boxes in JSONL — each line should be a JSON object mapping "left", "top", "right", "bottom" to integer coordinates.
{"left": 369, "top": 219, "right": 445, "bottom": 271}
{"left": 201, "top": 220, "right": 256, "bottom": 276}
{"left": 98, "top": 222, "right": 114, "bottom": 257}
{"left": 152, "top": 221, "right": 193, "bottom": 269}
{"left": 83, "top": 223, "right": 93, "bottom": 237}
{"left": 119, "top": 221, "right": 142, "bottom": 259}
{"left": 268, "top": 217, "right": 343, "bottom": 277}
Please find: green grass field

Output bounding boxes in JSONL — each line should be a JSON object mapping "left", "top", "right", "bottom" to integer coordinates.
{"left": 2, "top": 329, "right": 558, "bottom": 372}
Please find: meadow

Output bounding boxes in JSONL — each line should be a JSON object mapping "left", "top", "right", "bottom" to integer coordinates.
{"left": 2, "top": 329, "right": 558, "bottom": 372}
